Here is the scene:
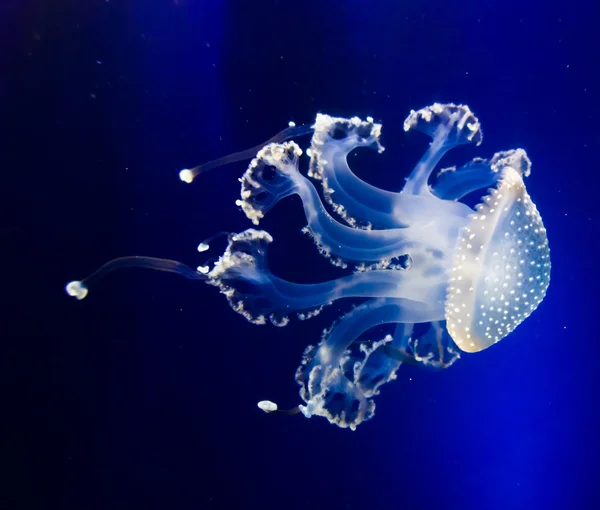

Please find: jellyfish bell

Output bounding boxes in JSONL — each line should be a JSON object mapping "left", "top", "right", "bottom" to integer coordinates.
{"left": 446, "top": 154, "right": 551, "bottom": 353}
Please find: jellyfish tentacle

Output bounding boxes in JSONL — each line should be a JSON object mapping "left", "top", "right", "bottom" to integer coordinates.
{"left": 295, "top": 297, "right": 444, "bottom": 429}
{"left": 307, "top": 111, "right": 479, "bottom": 228}
{"left": 207, "top": 229, "right": 447, "bottom": 326}
{"left": 308, "top": 114, "right": 407, "bottom": 229}
{"left": 402, "top": 103, "right": 482, "bottom": 196}
{"left": 237, "top": 142, "right": 461, "bottom": 265}
{"left": 433, "top": 149, "right": 532, "bottom": 201}
{"left": 433, "top": 159, "right": 494, "bottom": 201}
{"left": 348, "top": 332, "right": 406, "bottom": 399}
{"left": 179, "top": 123, "right": 313, "bottom": 184}
{"left": 405, "top": 321, "right": 461, "bottom": 369}
{"left": 65, "top": 256, "right": 206, "bottom": 300}
{"left": 235, "top": 141, "right": 302, "bottom": 225}
{"left": 296, "top": 179, "right": 443, "bottom": 265}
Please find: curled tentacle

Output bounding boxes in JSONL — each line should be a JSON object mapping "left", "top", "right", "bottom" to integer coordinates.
{"left": 396, "top": 321, "right": 460, "bottom": 370}
{"left": 236, "top": 141, "right": 302, "bottom": 225}
{"left": 402, "top": 103, "right": 482, "bottom": 196}
{"left": 308, "top": 114, "right": 398, "bottom": 229}
{"left": 205, "top": 229, "right": 287, "bottom": 325}
{"left": 344, "top": 334, "right": 402, "bottom": 399}
{"left": 433, "top": 159, "right": 494, "bottom": 201}
{"left": 348, "top": 319, "right": 459, "bottom": 400}
{"left": 433, "top": 149, "right": 532, "bottom": 201}
{"left": 295, "top": 297, "right": 444, "bottom": 430}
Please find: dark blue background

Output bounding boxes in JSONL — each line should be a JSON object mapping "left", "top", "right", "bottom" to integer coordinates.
{"left": 4, "top": 1, "right": 599, "bottom": 509}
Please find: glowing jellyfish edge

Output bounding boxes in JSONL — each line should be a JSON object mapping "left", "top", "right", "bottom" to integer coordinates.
{"left": 66, "top": 103, "right": 550, "bottom": 430}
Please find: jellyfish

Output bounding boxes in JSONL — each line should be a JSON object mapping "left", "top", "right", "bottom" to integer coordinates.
{"left": 66, "top": 103, "right": 551, "bottom": 430}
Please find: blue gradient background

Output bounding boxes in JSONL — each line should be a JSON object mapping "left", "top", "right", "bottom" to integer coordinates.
{"left": 4, "top": 1, "right": 599, "bottom": 509}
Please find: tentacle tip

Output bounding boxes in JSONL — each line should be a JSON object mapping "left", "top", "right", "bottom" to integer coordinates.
{"left": 257, "top": 400, "right": 278, "bottom": 413}
{"left": 65, "top": 280, "right": 88, "bottom": 300}
{"left": 179, "top": 169, "right": 194, "bottom": 184}
{"left": 288, "top": 121, "right": 296, "bottom": 128}
{"left": 197, "top": 242, "right": 209, "bottom": 253}
{"left": 197, "top": 265, "right": 210, "bottom": 274}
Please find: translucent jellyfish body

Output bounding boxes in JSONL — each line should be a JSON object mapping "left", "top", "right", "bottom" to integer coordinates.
{"left": 66, "top": 103, "right": 551, "bottom": 430}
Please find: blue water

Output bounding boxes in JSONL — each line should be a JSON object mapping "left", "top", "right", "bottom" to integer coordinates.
{"left": 4, "top": 0, "right": 599, "bottom": 509}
